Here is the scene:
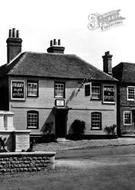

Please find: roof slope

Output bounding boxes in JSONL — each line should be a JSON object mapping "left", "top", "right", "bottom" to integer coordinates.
{"left": 113, "top": 62, "right": 135, "bottom": 83}
{"left": 0, "top": 52, "right": 117, "bottom": 81}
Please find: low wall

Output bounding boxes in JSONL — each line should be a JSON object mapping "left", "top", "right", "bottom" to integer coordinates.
{"left": 0, "top": 151, "right": 55, "bottom": 174}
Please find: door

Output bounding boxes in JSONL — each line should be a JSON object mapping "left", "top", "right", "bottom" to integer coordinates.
{"left": 132, "top": 110, "right": 135, "bottom": 133}
{"left": 55, "top": 109, "right": 68, "bottom": 138}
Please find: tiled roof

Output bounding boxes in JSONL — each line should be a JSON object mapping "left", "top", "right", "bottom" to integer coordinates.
{"left": 0, "top": 52, "right": 117, "bottom": 81}
{"left": 113, "top": 62, "right": 135, "bottom": 83}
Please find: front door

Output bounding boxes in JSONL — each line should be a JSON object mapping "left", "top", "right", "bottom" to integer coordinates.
{"left": 55, "top": 109, "right": 68, "bottom": 138}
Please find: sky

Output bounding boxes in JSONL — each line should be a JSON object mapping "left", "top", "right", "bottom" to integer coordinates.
{"left": 0, "top": 0, "right": 134, "bottom": 70}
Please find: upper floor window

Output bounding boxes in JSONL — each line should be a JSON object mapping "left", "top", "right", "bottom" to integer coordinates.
{"left": 123, "top": 111, "right": 132, "bottom": 125}
{"left": 84, "top": 83, "right": 90, "bottom": 96}
{"left": 54, "top": 82, "right": 65, "bottom": 98}
{"left": 127, "top": 86, "right": 135, "bottom": 101}
{"left": 27, "top": 110, "right": 39, "bottom": 129}
{"left": 91, "top": 112, "right": 102, "bottom": 130}
{"left": 91, "top": 83, "right": 101, "bottom": 100}
{"left": 103, "top": 85, "right": 115, "bottom": 104}
{"left": 27, "top": 81, "right": 38, "bottom": 97}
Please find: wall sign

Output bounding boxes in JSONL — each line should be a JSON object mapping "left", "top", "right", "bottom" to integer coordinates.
{"left": 11, "top": 80, "right": 25, "bottom": 100}
{"left": 103, "top": 85, "right": 115, "bottom": 103}
{"left": 55, "top": 99, "right": 65, "bottom": 107}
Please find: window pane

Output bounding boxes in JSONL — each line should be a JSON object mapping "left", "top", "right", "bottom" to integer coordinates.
{"left": 92, "top": 84, "right": 101, "bottom": 100}
{"left": 85, "top": 84, "right": 90, "bottom": 96}
{"left": 91, "top": 112, "right": 102, "bottom": 130}
{"left": 55, "top": 82, "right": 65, "bottom": 98}
{"left": 124, "top": 112, "right": 132, "bottom": 125}
{"left": 128, "top": 87, "right": 135, "bottom": 100}
{"left": 27, "top": 81, "right": 38, "bottom": 97}
{"left": 27, "top": 111, "right": 39, "bottom": 129}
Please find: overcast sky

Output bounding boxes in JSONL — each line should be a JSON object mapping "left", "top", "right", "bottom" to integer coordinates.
{"left": 0, "top": 0, "right": 134, "bottom": 70}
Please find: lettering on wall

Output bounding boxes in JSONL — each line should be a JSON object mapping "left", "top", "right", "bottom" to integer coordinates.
{"left": 11, "top": 80, "right": 25, "bottom": 100}
{"left": 103, "top": 85, "right": 115, "bottom": 103}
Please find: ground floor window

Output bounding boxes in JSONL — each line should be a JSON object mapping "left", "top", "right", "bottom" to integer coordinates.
{"left": 123, "top": 111, "right": 132, "bottom": 125}
{"left": 91, "top": 112, "right": 102, "bottom": 130}
{"left": 27, "top": 111, "right": 39, "bottom": 129}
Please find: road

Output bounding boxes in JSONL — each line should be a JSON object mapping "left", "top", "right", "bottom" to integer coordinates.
{"left": 1, "top": 145, "right": 135, "bottom": 190}
{"left": 55, "top": 145, "right": 135, "bottom": 190}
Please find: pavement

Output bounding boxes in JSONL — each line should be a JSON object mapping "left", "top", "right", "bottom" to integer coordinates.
{"left": 33, "top": 137, "right": 135, "bottom": 152}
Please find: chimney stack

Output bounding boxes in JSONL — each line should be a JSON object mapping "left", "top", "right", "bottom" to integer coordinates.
{"left": 6, "top": 28, "right": 22, "bottom": 63}
{"left": 102, "top": 51, "right": 113, "bottom": 75}
{"left": 47, "top": 39, "right": 65, "bottom": 54}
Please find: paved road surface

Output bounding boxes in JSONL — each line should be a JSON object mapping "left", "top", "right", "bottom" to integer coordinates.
{"left": 1, "top": 145, "right": 135, "bottom": 190}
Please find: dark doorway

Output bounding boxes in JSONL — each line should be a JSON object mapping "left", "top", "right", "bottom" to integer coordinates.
{"left": 55, "top": 109, "right": 68, "bottom": 138}
{"left": 132, "top": 110, "right": 135, "bottom": 133}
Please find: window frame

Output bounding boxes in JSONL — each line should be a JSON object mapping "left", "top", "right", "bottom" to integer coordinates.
{"left": 54, "top": 82, "right": 65, "bottom": 98}
{"left": 127, "top": 86, "right": 135, "bottom": 101}
{"left": 123, "top": 111, "right": 132, "bottom": 125}
{"left": 11, "top": 80, "right": 25, "bottom": 101}
{"left": 91, "top": 112, "right": 102, "bottom": 130}
{"left": 27, "top": 110, "right": 39, "bottom": 129}
{"left": 27, "top": 80, "right": 39, "bottom": 97}
{"left": 91, "top": 83, "right": 101, "bottom": 100}
{"left": 103, "top": 85, "right": 115, "bottom": 104}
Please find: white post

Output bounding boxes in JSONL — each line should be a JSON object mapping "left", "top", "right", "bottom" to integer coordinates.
{"left": 4, "top": 112, "right": 15, "bottom": 131}
{"left": 0, "top": 112, "right": 5, "bottom": 130}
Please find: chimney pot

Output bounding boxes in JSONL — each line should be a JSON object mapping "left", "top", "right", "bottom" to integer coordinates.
{"left": 12, "top": 28, "right": 15, "bottom": 38}
{"left": 16, "top": 30, "right": 19, "bottom": 38}
{"left": 58, "top": 39, "right": 61, "bottom": 45}
{"left": 53, "top": 39, "right": 56, "bottom": 45}
{"left": 9, "top": 30, "right": 11, "bottom": 37}
{"left": 105, "top": 51, "right": 110, "bottom": 55}
{"left": 50, "top": 40, "right": 52, "bottom": 46}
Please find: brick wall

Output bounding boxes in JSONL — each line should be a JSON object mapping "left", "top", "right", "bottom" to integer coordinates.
{"left": 119, "top": 85, "right": 135, "bottom": 135}
{"left": 0, "top": 152, "right": 55, "bottom": 174}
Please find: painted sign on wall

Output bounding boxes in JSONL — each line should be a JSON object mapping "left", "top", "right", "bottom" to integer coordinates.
{"left": 103, "top": 85, "right": 115, "bottom": 103}
{"left": 11, "top": 80, "right": 25, "bottom": 100}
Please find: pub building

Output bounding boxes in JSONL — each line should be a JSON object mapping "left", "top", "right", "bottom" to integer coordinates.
{"left": 0, "top": 28, "right": 117, "bottom": 139}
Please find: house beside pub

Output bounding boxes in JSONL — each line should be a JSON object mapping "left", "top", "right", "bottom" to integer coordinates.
{"left": 113, "top": 62, "right": 135, "bottom": 136}
{"left": 0, "top": 28, "right": 118, "bottom": 139}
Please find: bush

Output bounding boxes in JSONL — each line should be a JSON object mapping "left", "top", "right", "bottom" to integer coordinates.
{"left": 104, "top": 124, "right": 117, "bottom": 136}
{"left": 70, "top": 119, "right": 85, "bottom": 139}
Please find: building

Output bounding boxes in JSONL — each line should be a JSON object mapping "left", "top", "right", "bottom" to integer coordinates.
{"left": 113, "top": 62, "right": 135, "bottom": 136}
{"left": 0, "top": 28, "right": 118, "bottom": 139}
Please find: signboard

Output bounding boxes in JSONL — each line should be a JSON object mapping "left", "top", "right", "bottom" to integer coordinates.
{"left": 11, "top": 80, "right": 25, "bottom": 100}
{"left": 15, "top": 132, "right": 30, "bottom": 152}
{"left": 55, "top": 99, "right": 65, "bottom": 107}
{"left": 103, "top": 85, "right": 115, "bottom": 103}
